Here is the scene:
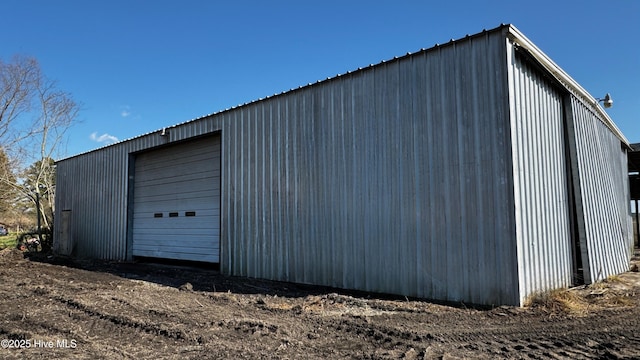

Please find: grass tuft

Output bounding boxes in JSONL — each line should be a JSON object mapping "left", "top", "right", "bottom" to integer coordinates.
{"left": 607, "top": 294, "right": 635, "bottom": 307}
{"left": 0, "top": 236, "right": 18, "bottom": 250}
{"left": 603, "top": 275, "right": 623, "bottom": 283}
{"left": 525, "top": 289, "right": 589, "bottom": 315}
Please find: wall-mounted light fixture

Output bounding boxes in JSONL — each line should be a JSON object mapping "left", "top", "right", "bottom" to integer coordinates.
{"left": 597, "top": 93, "right": 613, "bottom": 108}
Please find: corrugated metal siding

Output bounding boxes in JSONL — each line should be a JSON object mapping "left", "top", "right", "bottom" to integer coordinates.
{"left": 55, "top": 25, "right": 632, "bottom": 306}
{"left": 571, "top": 97, "right": 631, "bottom": 283}
{"left": 54, "top": 121, "right": 223, "bottom": 261}
{"left": 221, "top": 30, "right": 520, "bottom": 305}
{"left": 507, "top": 48, "right": 573, "bottom": 304}
{"left": 54, "top": 146, "right": 130, "bottom": 260}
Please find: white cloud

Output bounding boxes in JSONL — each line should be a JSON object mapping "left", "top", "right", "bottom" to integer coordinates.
{"left": 90, "top": 132, "right": 119, "bottom": 144}
{"left": 120, "top": 105, "right": 131, "bottom": 118}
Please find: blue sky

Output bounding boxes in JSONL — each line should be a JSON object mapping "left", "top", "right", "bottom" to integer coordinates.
{"left": 2, "top": 1, "right": 639, "bottom": 157}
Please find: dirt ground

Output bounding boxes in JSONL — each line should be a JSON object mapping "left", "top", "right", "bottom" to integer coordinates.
{"left": 1, "top": 249, "right": 640, "bottom": 359}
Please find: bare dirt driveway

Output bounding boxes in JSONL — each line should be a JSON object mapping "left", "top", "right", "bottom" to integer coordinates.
{"left": 1, "top": 248, "right": 640, "bottom": 359}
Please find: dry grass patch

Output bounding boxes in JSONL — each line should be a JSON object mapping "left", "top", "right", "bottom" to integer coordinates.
{"left": 583, "top": 275, "right": 638, "bottom": 308}
{"left": 527, "top": 275, "right": 639, "bottom": 314}
{"left": 591, "top": 275, "right": 625, "bottom": 290}
{"left": 604, "top": 275, "right": 623, "bottom": 283}
{"left": 525, "top": 289, "right": 590, "bottom": 316}
{"left": 604, "top": 294, "right": 635, "bottom": 307}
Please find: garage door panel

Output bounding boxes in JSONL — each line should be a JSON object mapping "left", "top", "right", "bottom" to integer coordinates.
{"left": 135, "top": 141, "right": 219, "bottom": 159}
{"left": 132, "top": 135, "right": 221, "bottom": 263}
{"left": 133, "top": 204, "right": 221, "bottom": 213}
{"left": 134, "top": 227, "right": 220, "bottom": 236}
{"left": 133, "top": 203, "right": 220, "bottom": 215}
{"left": 136, "top": 157, "right": 219, "bottom": 174}
{"left": 135, "top": 191, "right": 219, "bottom": 204}
{"left": 134, "top": 195, "right": 220, "bottom": 205}
{"left": 133, "top": 249, "right": 219, "bottom": 263}
{"left": 133, "top": 220, "right": 220, "bottom": 229}
{"left": 137, "top": 186, "right": 219, "bottom": 197}
{"left": 135, "top": 182, "right": 220, "bottom": 198}
{"left": 136, "top": 175, "right": 220, "bottom": 190}
{"left": 136, "top": 155, "right": 218, "bottom": 170}
{"left": 136, "top": 148, "right": 220, "bottom": 170}
{"left": 134, "top": 236, "right": 219, "bottom": 248}
{"left": 136, "top": 168, "right": 221, "bottom": 185}
{"left": 136, "top": 168, "right": 219, "bottom": 184}
{"left": 134, "top": 195, "right": 220, "bottom": 207}
{"left": 137, "top": 242, "right": 220, "bottom": 262}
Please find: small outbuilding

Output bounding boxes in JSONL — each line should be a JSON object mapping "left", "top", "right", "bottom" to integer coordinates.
{"left": 54, "top": 24, "right": 633, "bottom": 306}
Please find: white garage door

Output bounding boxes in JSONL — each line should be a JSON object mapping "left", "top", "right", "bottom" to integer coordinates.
{"left": 132, "top": 135, "right": 220, "bottom": 263}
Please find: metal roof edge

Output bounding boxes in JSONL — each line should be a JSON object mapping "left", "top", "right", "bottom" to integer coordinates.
{"left": 59, "top": 24, "right": 629, "bottom": 163}
{"left": 504, "top": 24, "right": 630, "bottom": 147}
{"left": 58, "top": 25, "right": 511, "bottom": 163}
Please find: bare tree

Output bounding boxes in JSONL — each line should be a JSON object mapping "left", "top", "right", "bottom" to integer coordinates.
{"left": 0, "top": 55, "right": 78, "bottom": 233}
{"left": 0, "top": 148, "right": 17, "bottom": 218}
{"left": 0, "top": 56, "right": 40, "bottom": 145}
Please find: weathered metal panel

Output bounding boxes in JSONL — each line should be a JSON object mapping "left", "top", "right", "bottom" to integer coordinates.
{"left": 221, "top": 30, "right": 520, "bottom": 305}
{"left": 54, "top": 120, "right": 223, "bottom": 261}
{"left": 507, "top": 47, "right": 573, "bottom": 304}
{"left": 55, "top": 145, "right": 130, "bottom": 260}
{"left": 571, "top": 97, "right": 631, "bottom": 283}
{"left": 505, "top": 25, "right": 628, "bottom": 146}
{"left": 55, "top": 25, "right": 631, "bottom": 307}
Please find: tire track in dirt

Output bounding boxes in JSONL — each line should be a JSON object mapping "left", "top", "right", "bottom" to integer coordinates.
{"left": 4, "top": 253, "right": 640, "bottom": 359}
{"left": 253, "top": 292, "right": 640, "bottom": 358}
{"left": 20, "top": 271, "right": 204, "bottom": 345}
{"left": 51, "top": 295, "right": 196, "bottom": 343}
{"left": 319, "top": 311, "right": 640, "bottom": 359}
{"left": 0, "top": 328, "right": 30, "bottom": 342}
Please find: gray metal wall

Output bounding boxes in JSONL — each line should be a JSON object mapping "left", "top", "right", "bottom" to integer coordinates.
{"left": 54, "top": 25, "right": 631, "bottom": 307}
{"left": 55, "top": 145, "right": 131, "bottom": 260}
{"left": 54, "top": 119, "right": 224, "bottom": 260}
{"left": 570, "top": 97, "right": 632, "bottom": 283}
{"left": 507, "top": 48, "right": 573, "bottom": 304}
{"left": 220, "top": 29, "right": 521, "bottom": 305}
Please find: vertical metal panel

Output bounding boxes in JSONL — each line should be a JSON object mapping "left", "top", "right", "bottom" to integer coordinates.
{"left": 54, "top": 26, "right": 633, "bottom": 307}
{"left": 54, "top": 121, "right": 223, "bottom": 261}
{"left": 57, "top": 26, "right": 633, "bottom": 307}
{"left": 507, "top": 48, "right": 573, "bottom": 304}
{"left": 571, "top": 97, "right": 631, "bottom": 282}
{"left": 221, "top": 30, "right": 520, "bottom": 305}
{"left": 55, "top": 146, "right": 130, "bottom": 260}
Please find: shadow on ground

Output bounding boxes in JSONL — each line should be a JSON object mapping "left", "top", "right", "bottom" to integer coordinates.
{"left": 25, "top": 251, "right": 463, "bottom": 306}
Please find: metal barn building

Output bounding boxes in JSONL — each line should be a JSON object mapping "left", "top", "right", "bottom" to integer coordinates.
{"left": 54, "top": 24, "right": 632, "bottom": 306}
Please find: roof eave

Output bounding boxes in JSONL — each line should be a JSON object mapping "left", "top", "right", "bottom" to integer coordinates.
{"left": 505, "top": 24, "right": 630, "bottom": 148}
